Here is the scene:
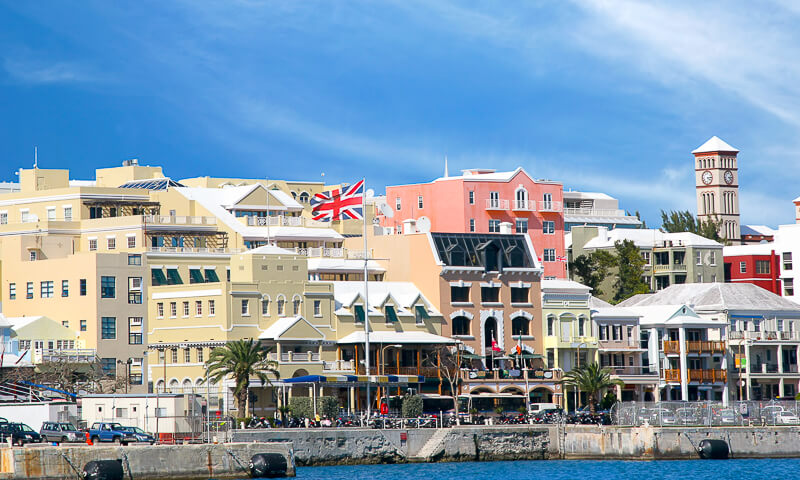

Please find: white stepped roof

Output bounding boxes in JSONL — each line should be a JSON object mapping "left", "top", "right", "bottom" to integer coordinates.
{"left": 582, "top": 228, "right": 722, "bottom": 249}
{"left": 619, "top": 283, "right": 800, "bottom": 313}
{"left": 692, "top": 136, "right": 739, "bottom": 154}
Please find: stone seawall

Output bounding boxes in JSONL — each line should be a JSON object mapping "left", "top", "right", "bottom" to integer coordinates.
{"left": 0, "top": 442, "right": 295, "bottom": 480}
{"left": 236, "top": 425, "right": 800, "bottom": 465}
{"left": 234, "top": 427, "right": 551, "bottom": 465}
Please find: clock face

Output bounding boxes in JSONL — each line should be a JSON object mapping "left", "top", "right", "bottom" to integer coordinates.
{"left": 724, "top": 170, "right": 734, "bottom": 185}
{"left": 701, "top": 171, "right": 713, "bottom": 185}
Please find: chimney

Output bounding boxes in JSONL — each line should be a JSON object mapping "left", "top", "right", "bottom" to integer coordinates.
{"left": 403, "top": 218, "right": 417, "bottom": 234}
{"left": 499, "top": 222, "right": 513, "bottom": 234}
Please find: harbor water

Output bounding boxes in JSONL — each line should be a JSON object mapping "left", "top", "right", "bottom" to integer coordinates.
{"left": 287, "top": 459, "right": 800, "bottom": 480}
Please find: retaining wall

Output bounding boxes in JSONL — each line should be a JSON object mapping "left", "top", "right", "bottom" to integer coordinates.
{"left": 0, "top": 442, "right": 295, "bottom": 480}
{"left": 236, "top": 425, "right": 800, "bottom": 464}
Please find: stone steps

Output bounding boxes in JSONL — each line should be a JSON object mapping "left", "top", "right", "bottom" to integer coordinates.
{"left": 411, "top": 428, "right": 449, "bottom": 460}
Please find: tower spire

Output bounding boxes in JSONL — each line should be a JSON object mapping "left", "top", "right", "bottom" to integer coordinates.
{"left": 444, "top": 155, "right": 449, "bottom": 178}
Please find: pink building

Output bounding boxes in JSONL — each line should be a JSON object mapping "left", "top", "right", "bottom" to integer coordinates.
{"left": 382, "top": 168, "right": 566, "bottom": 278}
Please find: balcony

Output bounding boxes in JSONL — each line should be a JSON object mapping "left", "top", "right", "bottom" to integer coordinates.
{"left": 292, "top": 247, "right": 371, "bottom": 259}
{"left": 538, "top": 201, "right": 562, "bottom": 213}
{"left": 267, "top": 352, "right": 321, "bottom": 363}
{"left": 460, "top": 368, "right": 563, "bottom": 382}
{"left": 244, "top": 215, "right": 329, "bottom": 228}
{"left": 356, "top": 365, "right": 441, "bottom": 377}
{"left": 512, "top": 200, "right": 535, "bottom": 212}
{"left": 323, "top": 360, "right": 354, "bottom": 372}
{"left": 653, "top": 264, "right": 687, "bottom": 273}
{"left": 564, "top": 208, "right": 627, "bottom": 217}
{"left": 729, "top": 330, "right": 800, "bottom": 341}
{"left": 33, "top": 348, "right": 97, "bottom": 364}
{"left": 662, "top": 340, "right": 725, "bottom": 355}
{"left": 147, "top": 246, "right": 240, "bottom": 254}
{"left": 485, "top": 199, "right": 510, "bottom": 211}
{"left": 145, "top": 215, "right": 217, "bottom": 226}
{"left": 605, "top": 366, "right": 657, "bottom": 377}
{"left": 663, "top": 368, "right": 727, "bottom": 383}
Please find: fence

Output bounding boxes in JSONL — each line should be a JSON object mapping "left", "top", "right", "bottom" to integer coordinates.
{"left": 612, "top": 400, "right": 800, "bottom": 427}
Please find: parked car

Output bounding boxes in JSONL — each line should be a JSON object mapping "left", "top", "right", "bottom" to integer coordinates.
{"left": 775, "top": 411, "right": 800, "bottom": 425}
{"left": 760, "top": 405, "right": 785, "bottom": 424}
{"left": 40, "top": 422, "right": 85, "bottom": 444}
{"left": 87, "top": 422, "right": 137, "bottom": 445}
{"left": 714, "top": 408, "right": 741, "bottom": 425}
{"left": 648, "top": 408, "right": 676, "bottom": 425}
{"left": 119, "top": 426, "right": 155, "bottom": 444}
{"left": 0, "top": 422, "right": 43, "bottom": 446}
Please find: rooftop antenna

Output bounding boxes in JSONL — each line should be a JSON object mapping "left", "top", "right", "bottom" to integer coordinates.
{"left": 34, "top": 146, "right": 38, "bottom": 169}
{"left": 444, "top": 155, "right": 449, "bottom": 178}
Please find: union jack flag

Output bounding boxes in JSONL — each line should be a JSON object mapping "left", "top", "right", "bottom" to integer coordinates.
{"left": 310, "top": 179, "right": 364, "bottom": 221}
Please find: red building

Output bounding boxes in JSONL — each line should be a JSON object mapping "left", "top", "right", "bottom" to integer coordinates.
{"left": 381, "top": 167, "right": 566, "bottom": 278}
{"left": 723, "top": 244, "right": 781, "bottom": 295}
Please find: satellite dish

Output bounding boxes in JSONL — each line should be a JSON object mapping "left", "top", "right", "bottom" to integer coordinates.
{"left": 378, "top": 201, "right": 394, "bottom": 218}
{"left": 366, "top": 188, "right": 375, "bottom": 198}
{"left": 416, "top": 216, "right": 431, "bottom": 233}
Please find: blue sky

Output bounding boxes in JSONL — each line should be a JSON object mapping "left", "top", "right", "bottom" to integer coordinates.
{"left": 1, "top": 1, "right": 799, "bottom": 228}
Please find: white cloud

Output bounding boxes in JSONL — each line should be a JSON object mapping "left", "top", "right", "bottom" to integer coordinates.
{"left": 3, "top": 57, "right": 102, "bottom": 85}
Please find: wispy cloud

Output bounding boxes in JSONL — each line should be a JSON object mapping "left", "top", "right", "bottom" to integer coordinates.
{"left": 3, "top": 57, "right": 103, "bottom": 85}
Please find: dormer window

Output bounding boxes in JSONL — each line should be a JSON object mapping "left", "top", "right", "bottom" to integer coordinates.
{"left": 354, "top": 305, "right": 366, "bottom": 324}
{"left": 385, "top": 305, "right": 398, "bottom": 323}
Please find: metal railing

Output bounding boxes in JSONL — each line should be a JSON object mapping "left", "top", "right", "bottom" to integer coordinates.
{"left": 538, "top": 201, "right": 562, "bottom": 212}
{"left": 460, "top": 368, "right": 562, "bottom": 381}
{"left": 322, "top": 360, "right": 354, "bottom": 371}
{"left": 147, "top": 246, "right": 240, "bottom": 254}
{"left": 512, "top": 200, "right": 535, "bottom": 211}
{"left": 268, "top": 352, "right": 322, "bottom": 362}
{"left": 563, "top": 207, "right": 627, "bottom": 217}
{"left": 729, "top": 330, "right": 800, "bottom": 341}
{"left": 33, "top": 348, "right": 98, "bottom": 363}
{"left": 485, "top": 199, "right": 510, "bottom": 210}
{"left": 245, "top": 215, "right": 330, "bottom": 228}
{"left": 145, "top": 215, "right": 217, "bottom": 225}
{"left": 613, "top": 400, "right": 800, "bottom": 427}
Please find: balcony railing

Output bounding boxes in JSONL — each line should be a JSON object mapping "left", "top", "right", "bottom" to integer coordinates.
{"left": 145, "top": 215, "right": 217, "bottom": 225}
{"left": 485, "top": 199, "right": 510, "bottom": 210}
{"left": 512, "top": 200, "right": 535, "bottom": 211}
{"left": 245, "top": 215, "right": 329, "bottom": 228}
{"left": 538, "top": 201, "right": 562, "bottom": 212}
{"left": 33, "top": 348, "right": 97, "bottom": 364}
{"left": 563, "top": 208, "right": 627, "bottom": 217}
{"left": 355, "top": 365, "right": 441, "bottom": 377}
{"left": 653, "top": 264, "right": 687, "bottom": 273}
{"left": 663, "top": 340, "right": 725, "bottom": 355}
{"left": 147, "top": 246, "right": 240, "bottom": 254}
{"left": 729, "top": 330, "right": 800, "bottom": 341}
{"left": 460, "top": 368, "right": 563, "bottom": 381}
{"left": 323, "top": 360, "right": 354, "bottom": 372}
{"left": 663, "top": 368, "right": 727, "bottom": 383}
{"left": 268, "top": 352, "right": 321, "bottom": 362}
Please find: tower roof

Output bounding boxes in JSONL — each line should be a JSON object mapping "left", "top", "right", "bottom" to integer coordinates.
{"left": 692, "top": 136, "right": 739, "bottom": 154}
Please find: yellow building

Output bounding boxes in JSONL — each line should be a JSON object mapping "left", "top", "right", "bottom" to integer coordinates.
{"left": 541, "top": 279, "right": 598, "bottom": 408}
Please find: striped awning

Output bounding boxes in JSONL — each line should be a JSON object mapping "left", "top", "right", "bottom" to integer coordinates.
{"left": 281, "top": 374, "right": 424, "bottom": 386}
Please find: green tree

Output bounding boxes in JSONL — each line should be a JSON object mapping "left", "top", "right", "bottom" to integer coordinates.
{"left": 660, "top": 209, "right": 723, "bottom": 242}
{"left": 205, "top": 339, "right": 279, "bottom": 416}
{"left": 612, "top": 239, "right": 650, "bottom": 303}
{"left": 401, "top": 394, "right": 423, "bottom": 418}
{"left": 569, "top": 250, "right": 616, "bottom": 296}
{"left": 562, "top": 362, "right": 622, "bottom": 413}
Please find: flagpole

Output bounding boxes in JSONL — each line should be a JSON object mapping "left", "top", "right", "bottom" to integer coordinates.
{"left": 362, "top": 177, "right": 371, "bottom": 420}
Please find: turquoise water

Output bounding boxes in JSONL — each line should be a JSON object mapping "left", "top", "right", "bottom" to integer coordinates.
{"left": 290, "top": 459, "right": 800, "bottom": 480}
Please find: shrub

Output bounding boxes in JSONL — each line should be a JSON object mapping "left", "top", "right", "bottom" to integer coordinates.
{"left": 288, "top": 396, "right": 340, "bottom": 418}
{"left": 401, "top": 394, "right": 423, "bottom": 418}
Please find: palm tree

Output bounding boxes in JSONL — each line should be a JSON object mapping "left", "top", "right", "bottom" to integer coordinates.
{"left": 562, "top": 362, "right": 621, "bottom": 414}
{"left": 205, "top": 339, "right": 279, "bottom": 416}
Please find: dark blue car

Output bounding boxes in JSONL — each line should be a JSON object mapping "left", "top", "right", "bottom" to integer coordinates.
{"left": 119, "top": 426, "right": 155, "bottom": 445}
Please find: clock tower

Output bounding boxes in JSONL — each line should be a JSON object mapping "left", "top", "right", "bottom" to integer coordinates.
{"left": 693, "top": 136, "right": 740, "bottom": 242}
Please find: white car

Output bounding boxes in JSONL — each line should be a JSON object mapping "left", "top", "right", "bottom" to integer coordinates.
{"left": 775, "top": 411, "right": 800, "bottom": 425}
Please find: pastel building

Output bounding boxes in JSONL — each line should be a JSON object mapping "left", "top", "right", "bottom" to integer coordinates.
{"left": 381, "top": 168, "right": 566, "bottom": 278}
{"left": 570, "top": 226, "right": 724, "bottom": 299}
{"left": 353, "top": 228, "right": 564, "bottom": 407}
{"left": 723, "top": 243, "right": 781, "bottom": 295}
{"left": 563, "top": 191, "right": 642, "bottom": 232}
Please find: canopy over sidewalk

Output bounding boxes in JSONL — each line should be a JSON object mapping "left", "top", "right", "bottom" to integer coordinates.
{"left": 281, "top": 374, "right": 424, "bottom": 387}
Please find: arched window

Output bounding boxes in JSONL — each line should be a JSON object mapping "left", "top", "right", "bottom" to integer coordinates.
{"left": 169, "top": 379, "right": 179, "bottom": 394}
{"left": 452, "top": 316, "right": 470, "bottom": 336}
{"left": 547, "top": 314, "right": 555, "bottom": 336}
{"left": 291, "top": 191, "right": 297, "bottom": 199}
{"left": 515, "top": 187, "right": 528, "bottom": 210}
{"left": 512, "top": 317, "right": 530, "bottom": 336}
{"left": 156, "top": 379, "right": 165, "bottom": 393}
{"left": 182, "top": 379, "right": 192, "bottom": 393}
{"left": 299, "top": 192, "right": 309, "bottom": 204}
{"left": 484, "top": 317, "right": 498, "bottom": 348}
{"left": 277, "top": 295, "right": 286, "bottom": 317}
{"left": 292, "top": 296, "right": 301, "bottom": 316}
